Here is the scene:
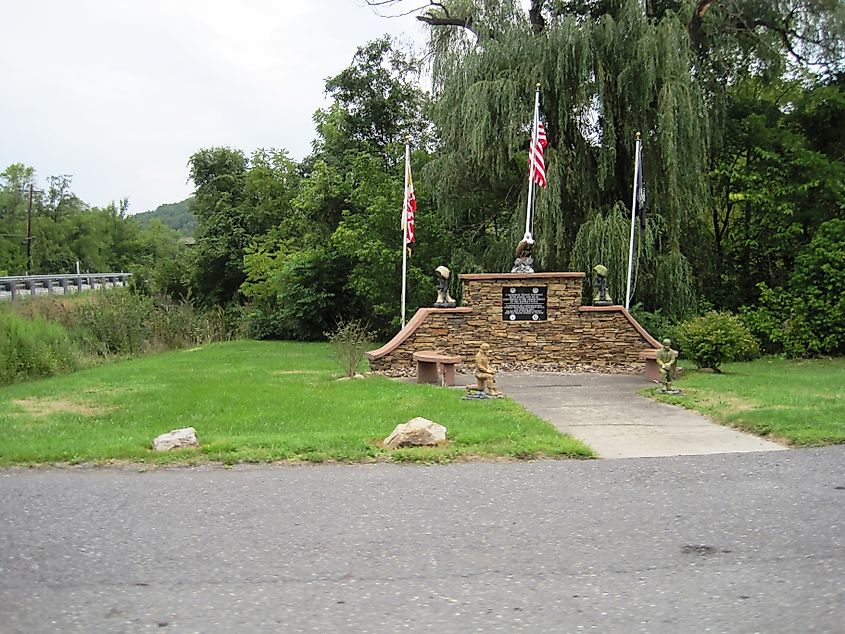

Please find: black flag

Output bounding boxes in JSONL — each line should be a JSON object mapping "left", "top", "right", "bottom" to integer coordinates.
{"left": 637, "top": 141, "right": 646, "bottom": 230}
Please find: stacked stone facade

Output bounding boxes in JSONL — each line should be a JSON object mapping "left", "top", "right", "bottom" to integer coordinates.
{"left": 367, "top": 272, "right": 660, "bottom": 374}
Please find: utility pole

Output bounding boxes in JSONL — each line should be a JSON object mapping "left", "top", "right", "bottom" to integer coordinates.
{"left": 26, "top": 184, "right": 34, "bottom": 275}
{"left": 22, "top": 184, "right": 43, "bottom": 276}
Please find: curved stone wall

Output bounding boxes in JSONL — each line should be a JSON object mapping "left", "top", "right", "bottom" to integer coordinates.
{"left": 367, "top": 272, "right": 660, "bottom": 374}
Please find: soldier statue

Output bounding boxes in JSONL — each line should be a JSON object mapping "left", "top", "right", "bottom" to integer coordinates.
{"left": 464, "top": 343, "right": 502, "bottom": 399}
{"left": 656, "top": 338, "right": 680, "bottom": 393}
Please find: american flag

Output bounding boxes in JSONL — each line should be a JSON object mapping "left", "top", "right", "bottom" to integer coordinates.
{"left": 529, "top": 121, "right": 549, "bottom": 188}
{"left": 403, "top": 158, "right": 416, "bottom": 246}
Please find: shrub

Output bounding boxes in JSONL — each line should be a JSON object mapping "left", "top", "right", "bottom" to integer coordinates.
{"left": 242, "top": 247, "right": 363, "bottom": 341}
{"left": 740, "top": 219, "right": 845, "bottom": 358}
{"left": 149, "top": 252, "right": 194, "bottom": 301}
{"left": 151, "top": 302, "right": 245, "bottom": 348}
{"left": 1, "top": 289, "right": 244, "bottom": 385}
{"left": 325, "top": 319, "right": 374, "bottom": 378}
{"left": 71, "top": 289, "right": 155, "bottom": 356}
{"left": 149, "top": 301, "right": 201, "bottom": 350}
{"left": 673, "top": 311, "right": 760, "bottom": 372}
{"left": 245, "top": 307, "right": 288, "bottom": 341}
{"left": 9, "top": 288, "right": 243, "bottom": 361}
{"left": 0, "top": 310, "right": 80, "bottom": 385}
{"left": 629, "top": 303, "right": 676, "bottom": 342}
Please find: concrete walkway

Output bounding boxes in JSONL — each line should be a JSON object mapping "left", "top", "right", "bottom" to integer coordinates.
{"left": 460, "top": 372, "right": 787, "bottom": 459}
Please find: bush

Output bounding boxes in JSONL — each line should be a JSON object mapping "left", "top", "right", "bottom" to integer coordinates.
{"left": 8, "top": 288, "right": 244, "bottom": 365}
{"left": 629, "top": 303, "right": 676, "bottom": 342}
{"left": 151, "top": 302, "right": 245, "bottom": 348}
{"left": 71, "top": 289, "right": 155, "bottom": 356}
{"left": 325, "top": 319, "right": 374, "bottom": 377}
{"left": 244, "top": 307, "right": 288, "bottom": 341}
{"left": 740, "top": 219, "right": 845, "bottom": 357}
{"left": 0, "top": 310, "right": 80, "bottom": 385}
{"left": 673, "top": 311, "right": 760, "bottom": 372}
{"left": 149, "top": 252, "right": 194, "bottom": 301}
{"left": 242, "top": 247, "right": 364, "bottom": 341}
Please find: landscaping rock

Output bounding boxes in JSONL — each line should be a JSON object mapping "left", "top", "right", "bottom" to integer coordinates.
{"left": 383, "top": 417, "right": 447, "bottom": 449}
{"left": 153, "top": 427, "right": 200, "bottom": 451}
{"left": 336, "top": 373, "right": 365, "bottom": 381}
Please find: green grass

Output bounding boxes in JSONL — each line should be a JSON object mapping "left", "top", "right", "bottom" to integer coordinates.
{"left": 0, "top": 340, "right": 593, "bottom": 465}
{"left": 649, "top": 357, "right": 845, "bottom": 446}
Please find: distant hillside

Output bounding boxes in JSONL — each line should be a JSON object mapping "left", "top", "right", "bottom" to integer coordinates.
{"left": 133, "top": 198, "right": 197, "bottom": 236}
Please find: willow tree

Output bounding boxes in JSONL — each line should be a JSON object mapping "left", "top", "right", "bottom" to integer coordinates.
{"left": 363, "top": 0, "right": 708, "bottom": 316}
{"left": 366, "top": 0, "right": 845, "bottom": 318}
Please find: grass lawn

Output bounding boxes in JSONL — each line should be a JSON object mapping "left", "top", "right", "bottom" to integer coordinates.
{"left": 649, "top": 356, "right": 845, "bottom": 446}
{"left": 0, "top": 340, "right": 593, "bottom": 465}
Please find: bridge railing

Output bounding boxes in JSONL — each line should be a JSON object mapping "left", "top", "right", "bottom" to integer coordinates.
{"left": 0, "top": 273, "right": 133, "bottom": 302}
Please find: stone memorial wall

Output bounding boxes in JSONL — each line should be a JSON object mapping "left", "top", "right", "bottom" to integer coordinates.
{"left": 367, "top": 272, "right": 661, "bottom": 374}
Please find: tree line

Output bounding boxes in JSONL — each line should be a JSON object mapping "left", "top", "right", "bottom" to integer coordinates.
{"left": 0, "top": 165, "right": 180, "bottom": 277}
{"left": 4, "top": 0, "right": 843, "bottom": 356}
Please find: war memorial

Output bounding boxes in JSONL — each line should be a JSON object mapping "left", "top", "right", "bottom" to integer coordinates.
{"left": 367, "top": 269, "right": 663, "bottom": 377}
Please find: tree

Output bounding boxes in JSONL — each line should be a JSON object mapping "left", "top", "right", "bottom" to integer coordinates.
{"left": 374, "top": 0, "right": 710, "bottom": 317}
{"left": 701, "top": 75, "right": 845, "bottom": 310}
{"left": 188, "top": 147, "right": 300, "bottom": 305}
{"left": 0, "top": 164, "right": 35, "bottom": 274}
{"left": 0, "top": 163, "right": 183, "bottom": 277}
{"left": 322, "top": 37, "right": 431, "bottom": 157}
{"left": 365, "top": 0, "right": 845, "bottom": 319}
{"left": 743, "top": 219, "right": 845, "bottom": 357}
{"left": 240, "top": 37, "right": 441, "bottom": 339}
{"left": 43, "top": 175, "right": 84, "bottom": 221}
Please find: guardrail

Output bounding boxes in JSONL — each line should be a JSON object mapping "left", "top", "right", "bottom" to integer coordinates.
{"left": 0, "top": 273, "right": 132, "bottom": 302}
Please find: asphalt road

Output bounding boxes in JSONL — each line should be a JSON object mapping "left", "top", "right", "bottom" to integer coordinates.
{"left": 1, "top": 447, "right": 843, "bottom": 633}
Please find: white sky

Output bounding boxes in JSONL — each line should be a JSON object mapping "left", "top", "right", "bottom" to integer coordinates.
{"left": 0, "top": 0, "right": 426, "bottom": 213}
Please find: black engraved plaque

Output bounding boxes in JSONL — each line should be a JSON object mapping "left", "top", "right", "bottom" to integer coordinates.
{"left": 502, "top": 286, "right": 547, "bottom": 321}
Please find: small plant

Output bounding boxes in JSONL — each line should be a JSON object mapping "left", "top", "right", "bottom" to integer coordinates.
{"left": 325, "top": 319, "right": 375, "bottom": 378}
{"left": 673, "top": 311, "right": 759, "bottom": 372}
{"left": 0, "top": 309, "right": 80, "bottom": 385}
{"left": 71, "top": 289, "right": 154, "bottom": 356}
{"left": 630, "top": 303, "right": 676, "bottom": 341}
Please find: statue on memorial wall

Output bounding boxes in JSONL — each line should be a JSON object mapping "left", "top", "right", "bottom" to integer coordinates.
{"left": 656, "top": 338, "right": 680, "bottom": 393}
{"left": 464, "top": 343, "right": 502, "bottom": 399}
{"left": 511, "top": 235, "right": 535, "bottom": 273}
{"left": 592, "top": 264, "right": 613, "bottom": 306}
{"left": 434, "top": 266, "right": 457, "bottom": 308}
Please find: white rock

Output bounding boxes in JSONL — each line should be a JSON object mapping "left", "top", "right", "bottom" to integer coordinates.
{"left": 153, "top": 427, "right": 200, "bottom": 451}
{"left": 336, "top": 373, "right": 366, "bottom": 381}
{"left": 383, "top": 417, "right": 447, "bottom": 449}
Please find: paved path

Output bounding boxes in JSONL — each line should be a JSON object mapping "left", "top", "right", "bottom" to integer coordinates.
{"left": 1, "top": 448, "right": 843, "bottom": 633}
{"left": 478, "top": 373, "right": 786, "bottom": 459}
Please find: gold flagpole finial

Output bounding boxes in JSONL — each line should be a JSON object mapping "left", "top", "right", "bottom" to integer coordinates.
{"left": 636, "top": 131, "right": 641, "bottom": 140}
{"left": 536, "top": 82, "right": 541, "bottom": 89}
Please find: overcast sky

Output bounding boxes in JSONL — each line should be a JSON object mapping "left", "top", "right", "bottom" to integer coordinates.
{"left": 0, "top": 0, "right": 426, "bottom": 213}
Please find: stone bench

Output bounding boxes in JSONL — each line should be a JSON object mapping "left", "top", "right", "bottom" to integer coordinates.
{"left": 412, "top": 351, "right": 462, "bottom": 386}
{"left": 639, "top": 349, "right": 680, "bottom": 382}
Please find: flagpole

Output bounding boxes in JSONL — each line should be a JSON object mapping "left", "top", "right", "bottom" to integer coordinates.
{"left": 524, "top": 83, "right": 541, "bottom": 240}
{"left": 400, "top": 141, "right": 410, "bottom": 329}
{"left": 625, "top": 132, "right": 642, "bottom": 310}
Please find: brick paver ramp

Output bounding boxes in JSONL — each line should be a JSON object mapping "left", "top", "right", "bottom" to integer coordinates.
{"left": 489, "top": 372, "right": 787, "bottom": 459}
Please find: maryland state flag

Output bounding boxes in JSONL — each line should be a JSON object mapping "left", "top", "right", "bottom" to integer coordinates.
{"left": 402, "top": 152, "right": 416, "bottom": 249}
